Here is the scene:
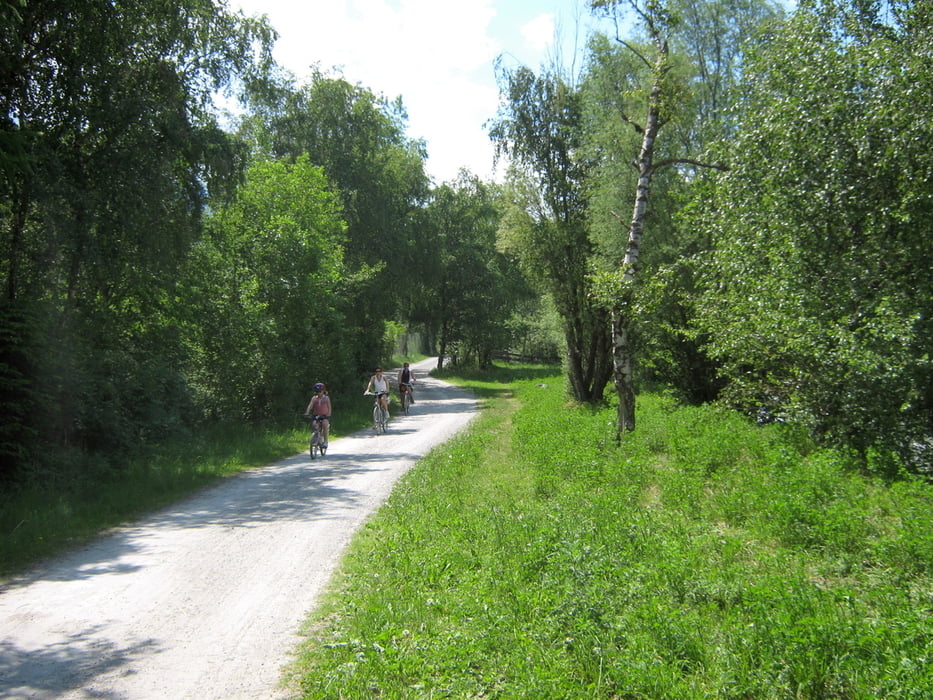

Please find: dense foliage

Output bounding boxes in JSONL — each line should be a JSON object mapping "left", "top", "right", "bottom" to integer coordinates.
{"left": 494, "top": 0, "right": 929, "bottom": 471}
{"left": 184, "top": 156, "right": 352, "bottom": 421}
{"left": 0, "top": 0, "right": 275, "bottom": 477}
{"left": 0, "top": 2, "right": 526, "bottom": 484}
{"left": 411, "top": 173, "right": 534, "bottom": 367}
{"left": 694, "top": 0, "right": 933, "bottom": 470}
{"left": 1, "top": 0, "right": 930, "bottom": 483}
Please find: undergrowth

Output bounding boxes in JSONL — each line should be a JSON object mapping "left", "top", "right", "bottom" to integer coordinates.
{"left": 290, "top": 366, "right": 933, "bottom": 699}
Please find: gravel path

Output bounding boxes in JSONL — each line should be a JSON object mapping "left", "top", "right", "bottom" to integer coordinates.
{"left": 0, "top": 359, "right": 474, "bottom": 699}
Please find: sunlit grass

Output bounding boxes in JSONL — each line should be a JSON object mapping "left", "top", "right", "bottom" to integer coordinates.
{"left": 0, "top": 422, "right": 312, "bottom": 576}
{"left": 289, "top": 365, "right": 933, "bottom": 699}
{"left": 3, "top": 363, "right": 930, "bottom": 696}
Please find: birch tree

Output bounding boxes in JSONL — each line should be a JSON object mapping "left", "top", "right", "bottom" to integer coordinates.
{"left": 590, "top": 0, "right": 730, "bottom": 437}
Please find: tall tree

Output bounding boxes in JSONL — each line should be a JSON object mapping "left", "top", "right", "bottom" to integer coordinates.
{"left": 241, "top": 70, "right": 430, "bottom": 372}
{"left": 184, "top": 156, "right": 351, "bottom": 421}
{"left": 589, "top": 0, "right": 733, "bottom": 437}
{"left": 491, "top": 66, "right": 613, "bottom": 403}
{"left": 584, "top": 0, "right": 781, "bottom": 413}
{"left": 0, "top": 0, "right": 274, "bottom": 473}
{"left": 412, "top": 173, "right": 530, "bottom": 368}
{"left": 695, "top": 0, "right": 933, "bottom": 469}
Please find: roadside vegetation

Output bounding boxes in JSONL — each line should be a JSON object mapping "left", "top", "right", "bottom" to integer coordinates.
{"left": 289, "top": 365, "right": 933, "bottom": 699}
{"left": 0, "top": 359, "right": 409, "bottom": 577}
{"left": 3, "top": 0, "right": 929, "bottom": 526}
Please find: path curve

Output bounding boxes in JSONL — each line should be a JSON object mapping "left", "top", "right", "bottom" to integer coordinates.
{"left": 0, "top": 359, "right": 474, "bottom": 699}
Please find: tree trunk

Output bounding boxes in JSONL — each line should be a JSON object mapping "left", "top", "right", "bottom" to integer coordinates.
{"left": 565, "top": 304, "right": 613, "bottom": 403}
{"left": 612, "top": 36, "right": 668, "bottom": 438}
{"left": 437, "top": 319, "right": 448, "bottom": 370}
{"left": 612, "top": 310, "right": 636, "bottom": 438}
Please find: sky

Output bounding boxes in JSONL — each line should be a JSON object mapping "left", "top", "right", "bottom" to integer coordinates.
{"left": 229, "top": 0, "right": 613, "bottom": 184}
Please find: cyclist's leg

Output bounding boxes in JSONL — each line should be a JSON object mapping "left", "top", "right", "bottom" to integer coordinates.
{"left": 317, "top": 418, "right": 328, "bottom": 453}
{"left": 376, "top": 393, "right": 388, "bottom": 425}
{"left": 321, "top": 417, "right": 330, "bottom": 445}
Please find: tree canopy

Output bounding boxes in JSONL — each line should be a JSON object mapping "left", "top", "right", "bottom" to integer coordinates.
{"left": 0, "top": 0, "right": 929, "bottom": 481}
{"left": 694, "top": 0, "right": 932, "bottom": 468}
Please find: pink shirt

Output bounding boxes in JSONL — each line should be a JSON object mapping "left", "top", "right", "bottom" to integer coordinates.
{"left": 311, "top": 395, "right": 331, "bottom": 416}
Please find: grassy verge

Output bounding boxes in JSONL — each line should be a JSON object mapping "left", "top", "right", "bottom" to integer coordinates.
{"left": 0, "top": 424, "right": 299, "bottom": 577}
{"left": 289, "top": 365, "right": 932, "bottom": 698}
{"left": 0, "top": 364, "right": 417, "bottom": 578}
{"left": 0, "top": 396, "right": 381, "bottom": 578}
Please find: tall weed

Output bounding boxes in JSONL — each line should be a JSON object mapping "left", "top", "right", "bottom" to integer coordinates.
{"left": 288, "top": 367, "right": 933, "bottom": 698}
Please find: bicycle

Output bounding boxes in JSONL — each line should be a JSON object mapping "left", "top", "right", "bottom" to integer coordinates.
{"left": 399, "top": 383, "right": 413, "bottom": 415}
{"left": 306, "top": 415, "right": 329, "bottom": 458}
{"left": 365, "top": 392, "right": 389, "bottom": 434}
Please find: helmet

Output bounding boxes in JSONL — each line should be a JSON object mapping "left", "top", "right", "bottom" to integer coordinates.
{"left": 314, "top": 382, "right": 325, "bottom": 392}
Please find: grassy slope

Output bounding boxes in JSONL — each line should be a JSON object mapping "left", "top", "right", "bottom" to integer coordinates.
{"left": 0, "top": 354, "right": 413, "bottom": 575}
{"left": 289, "top": 366, "right": 932, "bottom": 699}
{"left": 0, "top": 406, "right": 376, "bottom": 578}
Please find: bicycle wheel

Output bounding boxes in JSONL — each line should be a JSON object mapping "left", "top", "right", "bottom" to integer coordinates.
{"left": 380, "top": 406, "right": 389, "bottom": 432}
{"left": 317, "top": 420, "right": 327, "bottom": 457}
{"left": 401, "top": 390, "right": 410, "bottom": 415}
{"left": 373, "top": 404, "right": 383, "bottom": 434}
{"left": 309, "top": 427, "right": 318, "bottom": 459}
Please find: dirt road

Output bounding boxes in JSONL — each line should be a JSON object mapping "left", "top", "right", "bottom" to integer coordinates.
{"left": 0, "top": 359, "right": 474, "bottom": 699}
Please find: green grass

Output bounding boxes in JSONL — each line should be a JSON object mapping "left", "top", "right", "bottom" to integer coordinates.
{"left": 3, "top": 364, "right": 930, "bottom": 696}
{"left": 0, "top": 424, "right": 302, "bottom": 576}
{"left": 288, "top": 366, "right": 933, "bottom": 699}
{"left": 0, "top": 382, "right": 415, "bottom": 578}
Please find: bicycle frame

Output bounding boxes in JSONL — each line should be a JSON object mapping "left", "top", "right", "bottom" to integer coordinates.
{"left": 399, "top": 383, "right": 412, "bottom": 414}
{"left": 308, "top": 415, "right": 329, "bottom": 457}
{"left": 366, "top": 393, "right": 389, "bottom": 434}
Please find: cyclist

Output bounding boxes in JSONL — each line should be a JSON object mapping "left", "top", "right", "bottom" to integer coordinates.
{"left": 304, "top": 382, "right": 331, "bottom": 448}
{"left": 364, "top": 367, "right": 390, "bottom": 417}
{"left": 397, "top": 362, "right": 416, "bottom": 405}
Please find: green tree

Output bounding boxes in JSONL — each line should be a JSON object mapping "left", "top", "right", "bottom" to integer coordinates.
{"left": 185, "top": 156, "right": 352, "bottom": 421}
{"left": 590, "top": 0, "right": 696, "bottom": 435}
{"left": 241, "top": 69, "right": 430, "bottom": 372}
{"left": 695, "top": 0, "right": 933, "bottom": 469}
{"left": 0, "top": 0, "right": 274, "bottom": 475}
{"left": 491, "top": 66, "right": 613, "bottom": 403}
{"left": 587, "top": 0, "right": 769, "bottom": 437}
{"left": 584, "top": 0, "right": 781, "bottom": 415}
{"left": 412, "top": 173, "right": 530, "bottom": 368}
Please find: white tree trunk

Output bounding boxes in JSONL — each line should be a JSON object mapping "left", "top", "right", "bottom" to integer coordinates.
{"left": 613, "top": 38, "right": 668, "bottom": 438}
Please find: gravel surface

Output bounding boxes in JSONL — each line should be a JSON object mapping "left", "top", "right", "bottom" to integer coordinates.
{"left": 0, "top": 359, "right": 475, "bottom": 699}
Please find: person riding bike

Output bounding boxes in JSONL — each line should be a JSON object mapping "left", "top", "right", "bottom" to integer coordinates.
{"left": 397, "top": 362, "right": 416, "bottom": 405}
{"left": 304, "top": 382, "right": 331, "bottom": 448}
{"left": 364, "top": 367, "right": 390, "bottom": 416}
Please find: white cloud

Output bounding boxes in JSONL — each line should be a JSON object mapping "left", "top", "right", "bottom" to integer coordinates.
{"left": 229, "top": 1, "right": 584, "bottom": 183}
{"left": 521, "top": 13, "right": 556, "bottom": 53}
